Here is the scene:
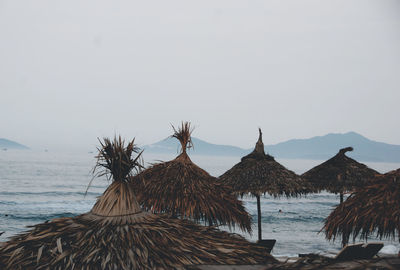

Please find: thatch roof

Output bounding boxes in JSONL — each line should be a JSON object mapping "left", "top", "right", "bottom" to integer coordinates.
{"left": 219, "top": 129, "right": 311, "bottom": 197}
{"left": 131, "top": 122, "right": 252, "bottom": 232}
{"left": 301, "top": 147, "right": 379, "bottom": 194}
{"left": 0, "top": 136, "right": 276, "bottom": 269}
{"left": 0, "top": 184, "right": 276, "bottom": 269}
{"left": 323, "top": 169, "right": 400, "bottom": 244}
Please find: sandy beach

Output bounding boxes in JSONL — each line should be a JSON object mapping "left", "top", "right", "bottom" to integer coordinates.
{"left": 187, "top": 255, "right": 400, "bottom": 270}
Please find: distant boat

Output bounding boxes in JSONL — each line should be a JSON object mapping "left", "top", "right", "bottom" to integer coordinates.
{"left": 44, "top": 149, "right": 48, "bottom": 152}
{"left": 2, "top": 148, "right": 7, "bottom": 151}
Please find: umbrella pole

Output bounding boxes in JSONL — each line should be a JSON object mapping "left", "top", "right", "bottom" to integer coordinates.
{"left": 256, "top": 194, "right": 262, "bottom": 241}
{"left": 339, "top": 191, "right": 347, "bottom": 246}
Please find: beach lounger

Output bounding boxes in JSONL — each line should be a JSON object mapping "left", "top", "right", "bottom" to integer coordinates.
{"left": 360, "top": 242, "right": 384, "bottom": 259}
{"left": 298, "top": 242, "right": 384, "bottom": 262}
{"left": 334, "top": 242, "right": 384, "bottom": 261}
{"left": 334, "top": 243, "right": 364, "bottom": 261}
{"left": 256, "top": 239, "right": 276, "bottom": 253}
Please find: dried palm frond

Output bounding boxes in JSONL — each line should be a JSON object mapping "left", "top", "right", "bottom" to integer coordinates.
{"left": 172, "top": 121, "right": 194, "bottom": 154}
{"left": 85, "top": 136, "right": 144, "bottom": 196}
{"left": 93, "top": 136, "right": 144, "bottom": 182}
{"left": 323, "top": 169, "right": 400, "bottom": 244}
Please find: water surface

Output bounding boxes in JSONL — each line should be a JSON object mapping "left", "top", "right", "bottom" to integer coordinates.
{"left": 1, "top": 150, "right": 399, "bottom": 256}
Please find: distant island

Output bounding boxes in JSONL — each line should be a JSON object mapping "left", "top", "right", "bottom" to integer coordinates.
{"left": 0, "top": 138, "right": 29, "bottom": 150}
{"left": 143, "top": 132, "right": 400, "bottom": 163}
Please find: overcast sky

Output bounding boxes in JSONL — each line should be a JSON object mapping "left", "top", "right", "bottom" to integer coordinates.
{"left": 1, "top": 0, "right": 399, "bottom": 151}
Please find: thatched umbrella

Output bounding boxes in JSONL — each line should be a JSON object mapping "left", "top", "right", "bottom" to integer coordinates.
{"left": 132, "top": 122, "right": 252, "bottom": 233}
{"left": 0, "top": 136, "right": 276, "bottom": 270}
{"left": 219, "top": 129, "right": 310, "bottom": 241}
{"left": 301, "top": 147, "right": 379, "bottom": 204}
{"left": 323, "top": 169, "right": 400, "bottom": 245}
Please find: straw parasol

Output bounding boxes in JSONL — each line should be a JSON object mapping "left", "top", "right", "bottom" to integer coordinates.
{"left": 219, "top": 129, "right": 310, "bottom": 241}
{"left": 0, "top": 136, "right": 276, "bottom": 270}
{"left": 131, "top": 122, "right": 252, "bottom": 233}
{"left": 323, "top": 169, "right": 400, "bottom": 245}
{"left": 301, "top": 147, "right": 379, "bottom": 204}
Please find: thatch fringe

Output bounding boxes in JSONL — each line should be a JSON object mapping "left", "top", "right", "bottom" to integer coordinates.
{"left": 323, "top": 169, "right": 400, "bottom": 243}
{"left": 220, "top": 157, "right": 310, "bottom": 197}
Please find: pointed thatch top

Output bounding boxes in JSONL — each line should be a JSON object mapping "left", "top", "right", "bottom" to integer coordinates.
{"left": 301, "top": 147, "right": 379, "bottom": 194}
{"left": 241, "top": 128, "right": 274, "bottom": 161}
{"left": 338, "top": 146, "right": 353, "bottom": 155}
{"left": 254, "top": 128, "right": 265, "bottom": 154}
{"left": 172, "top": 121, "right": 193, "bottom": 158}
{"left": 0, "top": 135, "right": 277, "bottom": 269}
{"left": 219, "top": 129, "right": 311, "bottom": 197}
{"left": 90, "top": 136, "right": 143, "bottom": 217}
{"left": 323, "top": 169, "right": 400, "bottom": 243}
{"left": 131, "top": 122, "right": 252, "bottom": 232}
{"left": 93, "top": 136, "right": 143, "bottom": 182}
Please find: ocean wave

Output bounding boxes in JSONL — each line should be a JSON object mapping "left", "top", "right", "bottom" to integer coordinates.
{"left": 0, "top": 191, "right": 101, "bottom": 197}
{"left": 259, "top": 215, "right": 325, "bottom": 223}
{"left": 0, "top": 201, "right": 17, "bottom": 205}
{"left": 2, "top": 212, "right": 78, "bottom": 222}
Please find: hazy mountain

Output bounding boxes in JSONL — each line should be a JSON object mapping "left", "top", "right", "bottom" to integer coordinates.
{"left": 0, "top": 138, "right": 29, "bottom": 150}
{"left": 144, "top": 132, "right": 400, "bottom": 162}
{"left": 265, "top": 132, "right": 400, "bottom": 162}
{"left": 143, "top": 137, "right": 247, "bottom": 156}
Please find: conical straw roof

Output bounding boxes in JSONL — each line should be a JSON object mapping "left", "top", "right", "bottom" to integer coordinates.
{"left": 219, "top": 129, "right": 310, "bottom": 197}
{"left": 323, "top": 169, "right": 400, "bottom": 244}
{"left": 219, "top": 129, "right": 310, "bottom": 241}
{"left": 301, "top": 147, "right": 379, "bottom": 194}
{"left": 0, "top": 136, "right": 275, "bottom": 270}
{"left": 132, "top": 122, "right": 252, "bottom": 233}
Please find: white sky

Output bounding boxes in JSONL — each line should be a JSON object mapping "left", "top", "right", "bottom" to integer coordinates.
{"left": 1, "top": 0, "right": 399, "bottom": 151}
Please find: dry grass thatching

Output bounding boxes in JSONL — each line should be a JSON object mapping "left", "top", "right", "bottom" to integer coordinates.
{"left": 0, "top": 205, "right": 276, "bottom": 269}
{"left": 323, "top": 169, "right": 400, "bottom": 244}
{"left": 0, "top": 136, "right": 276, "bottom": 269}
{"left": 301, "top": 147, "right": 379, "bottom": 194}
{"left": 219, "top": 129, "right": 311, "bottom": 197}
{"left": 131, "top": 122, "right": 252, "bottom": 233}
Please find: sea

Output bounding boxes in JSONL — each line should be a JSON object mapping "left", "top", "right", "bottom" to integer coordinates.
{"left": 1, "top": 150, "right": 399, "bottom": 257}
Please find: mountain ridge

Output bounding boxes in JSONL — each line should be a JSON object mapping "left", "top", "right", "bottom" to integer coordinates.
{"left": 0, "top": 138, "right": 29, "bottom": 150}
{"left": 143, "top": 132, "right": 400, "bottom": 163}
